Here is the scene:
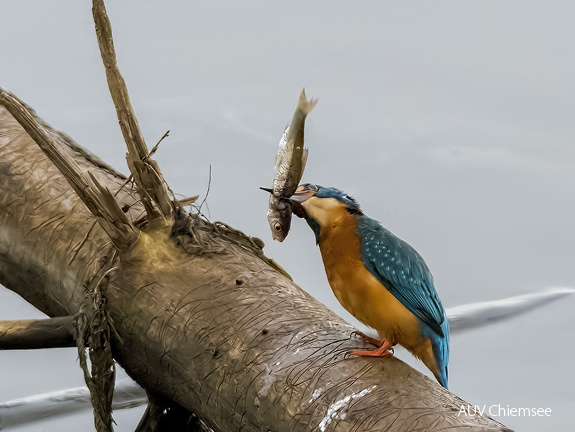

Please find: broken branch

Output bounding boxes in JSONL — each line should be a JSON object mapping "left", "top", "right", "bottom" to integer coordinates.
{"left": 0, "top": 317, "right": 75, "bottom": 350}
{"left": 92, "top": 0, "right": 174, "bottom": 223}
{"left": 0, "top": 89, "right": 139, "bottom": 250}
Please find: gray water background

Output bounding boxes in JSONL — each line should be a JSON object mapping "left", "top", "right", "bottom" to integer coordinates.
{"left": 1, "top": 1, "right": 574, "bottom": 430}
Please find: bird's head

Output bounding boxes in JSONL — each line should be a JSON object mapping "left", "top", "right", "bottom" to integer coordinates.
{"left": 290, "top": 184, "right": 362, "bottom": 241}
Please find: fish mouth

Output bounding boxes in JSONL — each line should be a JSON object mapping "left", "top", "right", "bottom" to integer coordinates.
{"left": 273, "top": 234, "right": 287, "bottom": 243}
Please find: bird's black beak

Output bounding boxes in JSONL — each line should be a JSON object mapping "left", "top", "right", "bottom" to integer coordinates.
{"left": 260, "top": 187, "right": 273, "bottom": 194}
{"left": 289, "top": 183, "right": 318, "bottom": 203}
{"left": 289, "top": 184, "right": 318, "bottom": 219}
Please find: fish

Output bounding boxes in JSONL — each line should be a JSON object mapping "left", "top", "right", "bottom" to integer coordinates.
{"left": 265, "top": 194, "right": 294, "bottom": 242}
{"left": 263, "top": 89, "right": 317, "bottom": 242}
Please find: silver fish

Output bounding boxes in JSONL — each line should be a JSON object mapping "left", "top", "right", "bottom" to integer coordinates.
{"left": 265, "top": 89, "right": 317, "bottom": 242}
{"left": 266, "top": 194, "right": 293, "bottom": 242}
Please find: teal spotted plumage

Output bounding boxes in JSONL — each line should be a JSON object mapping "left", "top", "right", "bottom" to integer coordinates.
{"left": 291, "top": 184, "right": 450, "bottom": 388}
{"left": 358, "top": 215, "right": 449, "bottom": 387}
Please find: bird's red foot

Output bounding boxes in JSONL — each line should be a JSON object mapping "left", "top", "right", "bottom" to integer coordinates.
{"left": 351, "top": 331, "right": 381, "bottom": 347}
{"left": 351, "top": 339, "right": 395, "bottom": 358}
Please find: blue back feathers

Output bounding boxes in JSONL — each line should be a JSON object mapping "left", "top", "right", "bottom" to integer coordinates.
{"left": 357, "top": 214, "right": 450, "bottom": 387}
{"left": 358, "top": 216, "right": 445, "bottom": 336}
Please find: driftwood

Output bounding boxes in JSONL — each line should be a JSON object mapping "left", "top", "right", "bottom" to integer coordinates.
{"left": 0, "top": 380, "right": 147, "bottom": 430}
{"left": 0, "top": 101, "right": 511, "bottom": 432}
{"left": 0, "top": 1, "right": 511, "bottom": 431}
{"left": 2, "top": 287, "right": 570, "bottom": 430}
{"left": 0, "top": 317, "right": 75, "bottom": 350}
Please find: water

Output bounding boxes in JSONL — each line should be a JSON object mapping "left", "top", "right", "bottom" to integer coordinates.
{"left": 1, "top": 2, "right": 574, "bottom": 430}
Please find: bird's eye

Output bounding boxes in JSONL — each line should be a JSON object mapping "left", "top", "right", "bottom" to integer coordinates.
{"left": 274, "top": 222, "right": 282, "bottom": 231}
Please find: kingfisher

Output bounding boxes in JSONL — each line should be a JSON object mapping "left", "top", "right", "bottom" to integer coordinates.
{"left": 290, "top": 183, "right": 449, "bottom": 388}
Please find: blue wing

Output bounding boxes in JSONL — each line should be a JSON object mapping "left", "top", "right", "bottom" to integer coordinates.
{"left": 357, "top": 215, "right": 446, "bottom": 337}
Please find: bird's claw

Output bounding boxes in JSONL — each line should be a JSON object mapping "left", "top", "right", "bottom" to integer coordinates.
{"left": 351, "top": 337, "right": 395, "bottom": 358}
{"left": 350, "top": 330, "right": 381, "bottom": 347}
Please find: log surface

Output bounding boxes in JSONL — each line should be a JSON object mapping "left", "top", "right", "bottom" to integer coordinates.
{"left": 0, "top": 317, "right": 75, "bottom": 349}
{"left": 0, "top": 105, "right": 510, "bottom": 431}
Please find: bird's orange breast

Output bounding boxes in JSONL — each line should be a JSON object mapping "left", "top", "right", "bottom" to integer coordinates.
{"left": 317, "top": 212, "right": 423, "bottom": 349}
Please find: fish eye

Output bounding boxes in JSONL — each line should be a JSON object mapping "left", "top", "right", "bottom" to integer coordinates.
{"left": 274, "top": 222, "right": 282, "bottom": 231}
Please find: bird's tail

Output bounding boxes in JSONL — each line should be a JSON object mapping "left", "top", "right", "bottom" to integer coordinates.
{"left": 430, "top": 317, "right": 450, "bottom": 388}
{"left": 413, "top": 318, "right": 450, "bottom": 388}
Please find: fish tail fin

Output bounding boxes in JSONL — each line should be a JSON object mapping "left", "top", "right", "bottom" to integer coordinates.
{"left": 298, "top": 88, "right": 318, "bottom": 115}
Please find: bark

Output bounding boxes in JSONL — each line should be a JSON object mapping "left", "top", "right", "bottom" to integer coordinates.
{"left": 0, "top": 317, "right": 75, "bottom": 350}
{"left": 0, "top": 102, "right": 511, "bottom": 431}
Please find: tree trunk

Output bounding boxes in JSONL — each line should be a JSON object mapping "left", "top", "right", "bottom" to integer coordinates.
{"left": 0, "top": 101, "right": 511, "bottom": 431}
